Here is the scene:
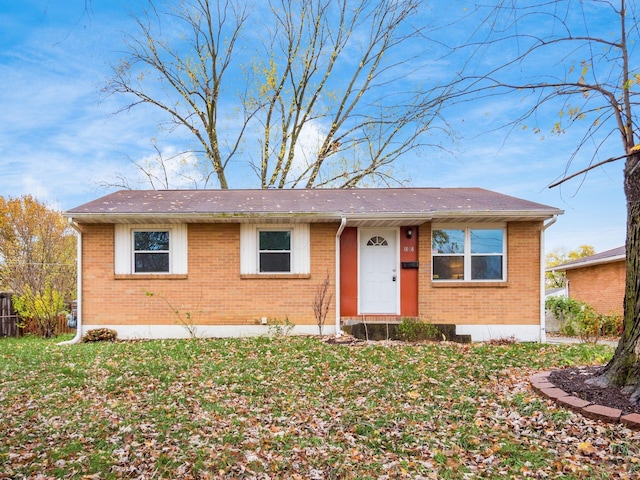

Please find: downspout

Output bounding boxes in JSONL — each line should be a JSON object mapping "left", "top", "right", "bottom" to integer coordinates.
{"left": 335, "top": 217, "right": 347, "bottom": 337}
{"left": 59, "top": 219, "right": 82, "bottom": 345}
{"left": 540, "top": 215, "right": 558, "bottom": 343}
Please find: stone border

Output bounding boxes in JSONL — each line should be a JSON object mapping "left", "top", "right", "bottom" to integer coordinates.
{"left": 530, "top": 371, "right": 640, "bottom": 430}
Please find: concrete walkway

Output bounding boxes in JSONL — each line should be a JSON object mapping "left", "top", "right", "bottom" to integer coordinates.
{"left": 546, "top": 335, "right": 619, "bottom": 348}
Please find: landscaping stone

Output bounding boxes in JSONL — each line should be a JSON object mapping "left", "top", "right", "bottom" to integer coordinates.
{"left": 529, "top": 372, "right": 551, "bottom": 382}
{"left": 582, "top": 404, "right": 622, "bottom": 422}
{"left": 621, "top": 413, "right": 640, "bottom": 430}
{"left": 530, "top": 381, "right": 555, "bottom": 393}
{"left": 539, "top": 387, "right": 569, "bottom": 400}
{"left": 557, "top": 395, "right": 592, "bottom": 411}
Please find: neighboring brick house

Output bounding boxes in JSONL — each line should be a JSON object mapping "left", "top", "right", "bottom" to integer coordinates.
{"left": 549, "top": 246, "right": 625, "bottom": 315}
{"left": 64, "top": 188, "right": 561, "bottom": 342}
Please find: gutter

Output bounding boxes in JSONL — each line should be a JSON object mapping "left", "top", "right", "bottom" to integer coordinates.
{"left": 58, "top": 219, "right": 82, "bottom": 345}
{"left": 539, "top": 215, "right": 558, "bottom": 343}
{"left": 547, "top": 254, "right": 626, "bottom": 272}
{"left": 335, "top": 217, "right": 347, "bottom": 337}
{"left": 64, "top": 208, "right": 563, "bottom": 225}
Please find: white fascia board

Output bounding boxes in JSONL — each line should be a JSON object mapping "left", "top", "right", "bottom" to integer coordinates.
{"left": 431, "top": 210, "right": 562, "bottom": 221}
{"left": 66, "top": 209, "right": 560, "bottom": 225}
{"left": 64, "top": 212, "right": 342, "bottom": 224}
{"left": 547, "top": 255, "right": 626, "bottom": 272}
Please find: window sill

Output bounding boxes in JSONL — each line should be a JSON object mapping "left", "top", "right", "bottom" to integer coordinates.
{"left": 241, "top": 273, "right": 311, "bottom": 280}
{"left": 115, "top": 274, "right": 188, "bottom": 280}
{"left": 431, "top": 281, "right": 508, "bottom": 288}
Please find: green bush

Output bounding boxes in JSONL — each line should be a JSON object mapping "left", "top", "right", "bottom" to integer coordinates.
{"left": 395, "top": 317, "right": 441, "bottom": 342}
{"left": 82, "top": 328, "right": 117, "bottom": 342}
{"left": 545, "top": 297, "right": 622, "bottom": 343}
{"left": 600, "top": 312, "right": 623, "bottom": 336}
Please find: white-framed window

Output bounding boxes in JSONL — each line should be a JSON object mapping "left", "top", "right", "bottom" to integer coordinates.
{"left": 258, "top": 230, "right": 292, "bottom": 272}
{"left": 240, "top": 224, "right": 310, "bottom": 275}
{"left": 432, "top": 226, "right": 506, "bottom": 281}
{"left": 114, "top": 224, "right": 187, "bottom": 275}
{"left": 133, "top": 230, "right": 170, "bottom": 273}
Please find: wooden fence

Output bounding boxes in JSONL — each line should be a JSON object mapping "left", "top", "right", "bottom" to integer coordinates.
{"left": 0, "top": 292, "right": 20, "bottom": 337}
{"left": 0, "top": 292, "right": 76, "bottom": 337}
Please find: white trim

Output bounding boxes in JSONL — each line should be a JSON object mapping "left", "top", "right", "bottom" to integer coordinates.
{"left": 540, "top": 215, "right": 558, "bottom": 342}
{"left": 114, "top": 224, "right": 187, "bottom": 275}
{"left": 335, "top": 217, "right": 347, "bottom": 336}
{"left": 455, "top": 324, "right": 542, "bottom": 342}
{"left": 79, "top": 323, "right": 336, "bottom": 340}
{"left": 431, "top": 223, "right": 507, "bottom": 282}
{"left": 132, "top": 229, "right": 170, "bottom": 273}
{"left": 240, "top": 224, "right": 310, "bottom": 274}
{"left": 548, "top": 255, "right": 625, "bottom": 272}
{"left": 358, "top": 227, "right": 400, "bottom": 315}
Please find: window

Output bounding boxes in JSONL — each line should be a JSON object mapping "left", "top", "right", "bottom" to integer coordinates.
{"left": 114, "top": 224, "right": 187, "bottom": 275}
{"left": 240, "top": 224, "right": 310, "bottom": 275}
{"left": 259, "top": 230, "right": 291, "bottom": 272}
{"left": 432, "top": 227, "right": 505, "bottom": 281}
{"left": 367, "top": 236, "right": 389, "bottom": 246}
{"left": 133, "top": 230, "right": 170, "bottom": 273}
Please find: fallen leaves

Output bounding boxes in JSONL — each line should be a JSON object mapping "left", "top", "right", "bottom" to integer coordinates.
{"left": 0, "top": 336, "right": 638, "bottom": 478}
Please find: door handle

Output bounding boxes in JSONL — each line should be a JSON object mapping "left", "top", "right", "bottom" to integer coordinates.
{"left": 392, "top": 275, "right": 397, "bottom": 282}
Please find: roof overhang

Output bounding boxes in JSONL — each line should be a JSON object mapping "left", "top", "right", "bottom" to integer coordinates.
{"left": 547, "top": 254, "right": 626, "bottom": 272}
{"left": 65, "top": 209, "right": 558, "bottom": 227}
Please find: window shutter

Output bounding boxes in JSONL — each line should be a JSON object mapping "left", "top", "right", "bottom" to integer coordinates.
{"left": 114, "top": 224, "right": 131, "bottom": 274}
{"left": 114, "top": 224, "right": 187, "bottom": 274}
{"left": 292, "top": 224, "right": 310, "bottom": 274}
{"left": 240, "top": 223, "right": 309, "bottom": 274}
{"left": 172, "top": 224, "right": 188, "bottom": 274}
{"left": 240, "top": 224, "right": 257, "bottom": 274}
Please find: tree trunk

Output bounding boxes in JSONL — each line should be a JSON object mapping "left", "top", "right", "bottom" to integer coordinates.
{"left": 599, "top": 152, "right": 640, "bottom": 402}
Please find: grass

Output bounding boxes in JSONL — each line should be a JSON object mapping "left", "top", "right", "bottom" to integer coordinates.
{"left": 0, "top": 334, "right": 637, "bottom": 479}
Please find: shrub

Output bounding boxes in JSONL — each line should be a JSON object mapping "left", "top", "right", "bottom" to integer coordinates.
{"left": 546, "top": 297, "right": 621, "bottom": 343}
{"left": 267, "top": 317, "right": 295, "bottom": 337}
{"left": 563, "top": 305, "right": 601, "bottom": 343}
{"left": 600, "top": 312, "right": 623, "bottom": 336}
{"left": 545, "top": 296, "right": 583, "bottom": 330}
{"left": 395, "top": 317, "right": 441, "bottom": 342}
{"left": 82, "top": 328, "right": 117, "bottom": 342}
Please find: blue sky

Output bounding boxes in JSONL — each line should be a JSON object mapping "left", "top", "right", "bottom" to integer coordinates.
{"left": 0, "top": 0, "right": 628, "bottom": 254}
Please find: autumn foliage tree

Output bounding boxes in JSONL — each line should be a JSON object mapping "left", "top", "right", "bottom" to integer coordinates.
{"left": 455, "top": 0, "right": 640, "bottom": 401}
{"left": 0, "top": 196, "right": 76, "bottom": 337}
{"left": 545, "top": 245, "right": 595, "bottom": 289}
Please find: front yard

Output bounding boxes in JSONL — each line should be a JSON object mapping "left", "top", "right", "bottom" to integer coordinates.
{"left": 0, "top": 335, "right": 638, "bottom": 479}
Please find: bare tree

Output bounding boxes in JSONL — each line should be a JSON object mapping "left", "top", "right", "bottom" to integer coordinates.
{"left": 313, "top": 273, "right": 333, "bottom": 336}
{"left": 105, "top": 0, "right": 453, "bottom": 189}
{"left": 454, "top": 0, "right": 640, "bottom": 401}
{"left": 249, "top": 0, "right": 449, "bottom": 188}
{"left": 106, "top": 0, "right": 251, "bottom": 189}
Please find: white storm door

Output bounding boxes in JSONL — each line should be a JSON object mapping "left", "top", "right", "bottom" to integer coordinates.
{"left": 359, "top": 229, "right": 398, "bottom": 314}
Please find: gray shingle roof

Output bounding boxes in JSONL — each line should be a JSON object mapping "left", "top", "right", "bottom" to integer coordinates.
{"left": 66, "top": 188, "right": 562, "bottom": 224}
{"left": 550, "top": 246, "right": 626, "bottom": 271}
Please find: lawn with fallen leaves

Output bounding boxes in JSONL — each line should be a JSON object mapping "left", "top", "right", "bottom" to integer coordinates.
{"left": 1, "top": 335, "right": 638, "bottom": 479}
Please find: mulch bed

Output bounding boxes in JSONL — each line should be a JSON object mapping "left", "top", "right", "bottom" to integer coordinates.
{"left": 550, "top": 366, "right": 640, "bottom": 416}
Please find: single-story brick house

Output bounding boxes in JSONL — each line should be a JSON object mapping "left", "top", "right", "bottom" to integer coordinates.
{"left": 64, "top": 188, "right": 562, "bottom": 342}
{"left": 548, "top": 246, "right": 625, "bottom": 315}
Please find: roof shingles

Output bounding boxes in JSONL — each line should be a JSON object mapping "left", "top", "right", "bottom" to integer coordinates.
{"left": 66, "top": 188, "right": 562, "bottom": 223}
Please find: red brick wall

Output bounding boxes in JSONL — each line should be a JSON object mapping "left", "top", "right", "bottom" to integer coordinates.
{"left": 80, "top": 223, "right": 336, "bottom": 327}
{"left": 566, "top": 261, "right": 625, "bottom": 315}
{"left": 418, "top": 221, "right": 542, "bottom": 326}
